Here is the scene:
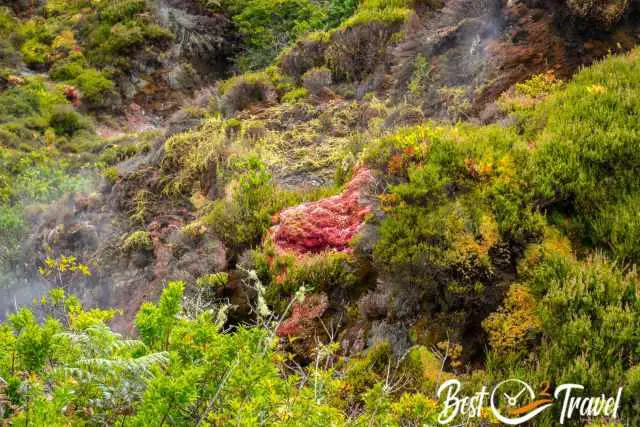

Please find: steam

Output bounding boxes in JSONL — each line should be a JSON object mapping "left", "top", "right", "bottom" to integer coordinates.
{"left": 0, "top": 167, "right": 101, "bottom": 321}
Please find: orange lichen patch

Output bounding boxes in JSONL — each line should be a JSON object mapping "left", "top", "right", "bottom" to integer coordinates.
{"left": 270, "top": 167, "right": 376, "bottom": 255}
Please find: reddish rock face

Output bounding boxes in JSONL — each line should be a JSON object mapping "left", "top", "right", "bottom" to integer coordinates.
{"left": 270, "top": 168, "right": 376, "bottom": 255}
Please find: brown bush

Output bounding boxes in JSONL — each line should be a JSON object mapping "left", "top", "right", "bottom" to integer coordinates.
{"left": 326, "top": 21, "right": 402, "bottom": 83}
{"left": 278, "top": 33, "right": 329, "bottom": 82}
{"left": 219, "top": 73, "right": 276, "bottom": 116}
{"left": 302, "top": 67, "right": 332, "bottom": 95}
{"left": 565, "top": 0, "right": 631, "bottom": 27}
{"left": 358, "top": 289, "right": 391, "bottom": 320}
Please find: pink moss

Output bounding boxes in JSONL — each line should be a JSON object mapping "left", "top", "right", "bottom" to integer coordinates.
{"left": 277, "top": 293, "right": 329, "bottom": 337}
{"left": 270, "top": 168, "right": 376, "bottom": 255}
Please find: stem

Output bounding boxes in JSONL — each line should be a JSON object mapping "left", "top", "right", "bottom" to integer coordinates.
{"left": 159, "top": 402, "right": 173, "bottom": 427}
{"left": 196, "top": 358, "right": 240, "bottom": 427}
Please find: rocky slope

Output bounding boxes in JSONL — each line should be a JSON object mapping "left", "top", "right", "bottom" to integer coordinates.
{"left": 5, "top": 0, "right": 640, "bottom": 347}
{"left": 2, "top": 0, "right": 640, "bottom": 424}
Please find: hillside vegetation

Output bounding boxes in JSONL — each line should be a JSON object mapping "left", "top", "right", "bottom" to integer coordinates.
{"left": 1, "top": 0, "right": 640, "bottom": 425}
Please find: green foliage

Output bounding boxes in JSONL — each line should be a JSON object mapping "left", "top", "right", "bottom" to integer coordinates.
{"left": 408, "top": 54, "right": 432, "bottom": 98}
{"left": 86, "top": 20, "right": 173, "bottom": 68}
{"left": 1, "top": 281, "right": 447, "bottom": 424}
{"left": 229, "top": 0, "right": 327, "bottom": 71}
{"left": 122, "top": 230, "right": 153, "bottom": 252}
{"left": 325, "top": 0, "right": 359, "bottom": 28}
{"left": 48, "top": 105, "right": 88, "bottom": 136}
{"left": 255, "top": 246, "right": 361, "bottom": 313}
{"left": 136, "top": 281, "right": 185, "bottom": 350}
{"left": 0, "top": 74, "right": 100, "bottom": 271}
{"left": 514, "top": 72, "right": 564, "bottom": 98}
{"left": 10, "top": 0, "right": 173, "bottom": 107}
{"left": 161, "top": 116, "right": 229, "bottom": 194}
{"left": 325, "top": 0, "right": 411, "bottom": 82}
{"left": 521, "top": 50, "right": 640, "bottom": 263}
{"left": 339, "top": 0, "right": 413, "bottom": 29}
{"left": 281, "top": 86, "right": 309, "bottom": 103}
{"left": 196, "top": 272, "right": 229, "bottom": 289}
{"left": 99, "top": 135, "right": 152, "bottom": 166}
{"left": 49, "top": 53, "right": 87, "bottom": 81}
{"left": 20, "top": 39, "right": 51, "bottom": 67}
{"left": 202, "top": 157, "right": 290, "bottom": 253}
{"left": 73, "top": 68, "right": 115, "bottom": 106}
{"left": 0, "top": 6, "right": 16, "bottom": 35}
{"left": 487, "top": 252, "right": 640, "bottom": 416}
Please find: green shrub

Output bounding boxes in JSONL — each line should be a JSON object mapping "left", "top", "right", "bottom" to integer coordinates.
{"left": 202, "top": 157, "right": 280, "bottom": 252}
{"left": 523, "top": 49, "right": 640, "bottom": 262}
{"left": 281, "top": 86, "right": 309, "bottom": 103}
{"left": 0, "top": 6, "right": 16, "bottom": 34}
{"left": 20, "top": 39, "right": 51, "bottom": 67}
{"left": 86, "top": 17, "right": 172, "bottom": 69}
{"left": 73, "top": 68, "right": 115, "bottom": 106}
{"left": 49, "top": 53, "right": 88, "bottom": 81}
{"left": 324, "top": 0, "right": 359, "bottom": 28}
{"left": 339, "top": 0, "right": 412, "bottom": 28}
{"left": 257, "top": 247, "right": 361, "bottom": 313}
{"left": 48, "top": 106, "right": 87, "bottom": 136}
{"left": 99, "top": 0, "right": 147, "bottom": 23}
{"left": 123, "top": 230, "right": 153, "bottom": 252}
{"left": 506, "top": 254, "right": 640, "bottom": 399}
{"left": 0, "top": 90, "right": 37, "bottom": 122}
{"left": 591, "top": 194, "right": 640, "bottom": 262}
{"left": 0, "top": 127, "right": 19, "bottom": 148}
{"left": 102, "top": 166, "right": 120, "bottom": 185}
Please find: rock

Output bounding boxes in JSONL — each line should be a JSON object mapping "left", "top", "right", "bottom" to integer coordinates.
{"left": 270, "top": 167, "right": 377, "bottom": 255}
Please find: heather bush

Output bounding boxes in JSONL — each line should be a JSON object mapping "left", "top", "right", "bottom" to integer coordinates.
{"left": 302, "top": 66, "right": 333, "bottom": 95}
{"left": 219, "top": 71, "right": 276, "bottom": 115}
{"left": 326, "top": 0, "right": 411, "bottom": 82}
{"left": 202, "top": 157, "right": 284, "bottom": 253}
{"left": 278, "top": 31, "right": 330, "bottom": 80}
{"left": 522, "top": 49, "right": 640, "bottom": 263}
{"left": 566, "top": 0, "right": 630, "bottom": 26}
